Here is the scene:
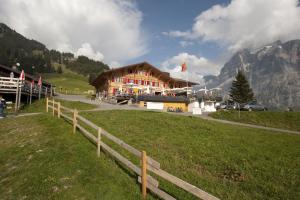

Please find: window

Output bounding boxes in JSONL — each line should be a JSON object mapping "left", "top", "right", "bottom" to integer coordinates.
{"left": 147, "top": 81, "right": 150, "bottom": 85}
{"left": 141, "top": 80, "right": 144, "bottom": 85}
{"left": 138, "top": 80, "right": 142, "bottom": 85}
{"left": 111, "top": 77, "right": 115, "bottom": 82}
{"left": 152, "top": 81, "right": 155, "bottom": 87}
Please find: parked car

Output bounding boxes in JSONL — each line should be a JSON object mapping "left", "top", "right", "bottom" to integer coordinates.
{"left": 242, "top": 102, "right": 267, "bottom": 111}
{"left": 217, "top": 102, "right": 237, "bottom": 110}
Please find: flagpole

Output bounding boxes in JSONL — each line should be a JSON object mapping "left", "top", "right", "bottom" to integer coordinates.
{"left": 186, "top": 68, "right": 188, "bottom": 97}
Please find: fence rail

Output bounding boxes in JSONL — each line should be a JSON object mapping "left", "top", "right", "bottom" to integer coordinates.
{"left": 46, "top": 98, "right": 220, "bottom": 200}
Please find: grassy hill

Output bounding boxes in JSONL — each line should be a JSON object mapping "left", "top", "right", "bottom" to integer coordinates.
{"left": 0, "top": 114, "right": 156, "bottom": 200}
{"left": 2, "top": 100, "right": 299, "bottom": 200}
{"left": 43, "top": 63, "right": 94, "bottom": 95}
{"left": 80, "top": 110, "right": 300, "bottom": 200}
{"left": 209, "top": 110, "right": 300, "bottom": 131}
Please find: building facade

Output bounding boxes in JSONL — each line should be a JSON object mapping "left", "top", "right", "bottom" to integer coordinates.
{"left": 92, "top": 62, "right": 197, "bottom": 97}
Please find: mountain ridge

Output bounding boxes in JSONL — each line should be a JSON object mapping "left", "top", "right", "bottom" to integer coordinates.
{"left": 205, "top": 39, "right": 300, "bottom": 109}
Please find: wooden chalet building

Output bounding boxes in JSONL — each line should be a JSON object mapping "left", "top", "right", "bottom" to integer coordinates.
{"left": 92, "top": 62, "right": 197, "bottom": 97}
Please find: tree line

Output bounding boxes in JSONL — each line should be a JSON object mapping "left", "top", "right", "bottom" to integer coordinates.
{"left": 0, "top": 23, "right": 110, "bottom": 81}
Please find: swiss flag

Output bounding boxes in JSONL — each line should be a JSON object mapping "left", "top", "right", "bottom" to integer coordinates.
{"left": 19, "top": 70, "right": 25, "bottom": 80}
{"left": 38, "top": 76, "right": 42, "bottom": 87}
{"left": 181, "top": 63, "right": 187, "bottom": 72}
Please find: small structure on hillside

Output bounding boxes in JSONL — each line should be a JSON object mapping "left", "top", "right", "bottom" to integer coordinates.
{"left": 0, "top": 64, "right": 54, "bottom": 111}
{"left": 192, "top": 87, "right": 223, "bottom": 113}
{"left": 138, "top": 95, "right": 189, "bottom": 112}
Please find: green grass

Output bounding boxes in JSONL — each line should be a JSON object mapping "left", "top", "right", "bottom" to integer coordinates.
{"left": 79, "top": 110, "right": 300, "bottom": 200}
{"left": 20, "top": 98, "right": 97, "bottom": 113}
{"left": 43, "top": 67, "right": 93, "bottom": 95}
{"left": 209, "top": 110, "right": 300, "bottom": 131}
{"left": 0, "top": 114, "right": 157, "bottom": 200}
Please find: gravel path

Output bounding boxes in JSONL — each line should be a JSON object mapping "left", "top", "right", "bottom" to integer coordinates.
{"left": 56, "top": 94, "right": 300, "bottom": 135}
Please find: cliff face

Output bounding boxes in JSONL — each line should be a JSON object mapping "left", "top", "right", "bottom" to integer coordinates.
{"left": 205, "top": 40, "right": 300, "bottom": 109}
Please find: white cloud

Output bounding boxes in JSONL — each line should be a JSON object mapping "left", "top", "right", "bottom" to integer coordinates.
{"left": 75, "top": 43, "right": 104, "bottom": 61}
{"left": 179, "top": 41, "right": 194, "bottom": 47}
{"left": 0, "top": 0, "right": 147, "bottom": 63}
{"left": 109, "top": 61, "right": 121, "bottom": 68}
{"left": 161, "top": 53, "right": 219, "bottom": 84}
{"left": 164, "top": 0, "right": 300, "bottom": 51}
{"left": 162, "top": 30, "right": 191, "bottom": 38}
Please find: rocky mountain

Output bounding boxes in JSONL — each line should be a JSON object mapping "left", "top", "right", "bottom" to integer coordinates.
{"left": 205, "top": 40, "right": 300, "bottom": 109}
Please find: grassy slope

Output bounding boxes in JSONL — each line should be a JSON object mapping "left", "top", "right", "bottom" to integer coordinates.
{"left": 210, "top": 110, "right": 300, "bottom": 131}
{"left": 80, "top": 110, "right": 300, "bottom": 200}
{"left": 43, "top": 64, "right": 93, "bottom": 95}
{"left": 0, "top": 114, "right": 157, "bottom": 200}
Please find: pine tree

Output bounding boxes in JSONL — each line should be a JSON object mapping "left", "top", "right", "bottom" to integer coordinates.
{"left": 229, "top": 70, "right": 254, "bottom": 103}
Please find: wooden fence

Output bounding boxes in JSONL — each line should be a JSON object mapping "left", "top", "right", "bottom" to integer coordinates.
{"left": 46, "top": 98, "right": 220, "bottom": 200}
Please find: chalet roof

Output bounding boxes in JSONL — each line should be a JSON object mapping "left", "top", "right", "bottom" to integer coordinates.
{"left": 0, "top": 64, "right": 53, "bottom": 87}
{"left": 92, "top": 62, "right": 198, "bottom": 87}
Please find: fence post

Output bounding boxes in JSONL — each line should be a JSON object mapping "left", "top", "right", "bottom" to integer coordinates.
{"left": 46, "top": 98, "right": 49, "bottom": 112}
{"left": 52, "top": 98, "right": 55, "bottom": 116}
{"left": 141, "top": 151, "right": 147, "bottom": 199}
{"left": 97, "top": 127, "right": 102, "bottom": 157}
{"left": 73, "top": 109, "right": 78, "bottom": 134}
{"left": 57, "top": 102, "right": 61, "bottom": 118}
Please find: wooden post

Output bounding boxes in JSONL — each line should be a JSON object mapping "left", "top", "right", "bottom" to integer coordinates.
{"left": 46, "top": 98, "right": 49, "bottom": 112}
{"left": 97, "top": 128, "right": 102, "bottom": 157}
{"left": 45, "top": 87, "right": 48, "bottom": 97}
{"left": 141, "top": 151, "right": 147, "bottom": 199}
{"left": 38, "top": 86, "right": 41, "bottom": 100}
{"left": 15, "top": 80, "right": 19, "bottom": 112}
{"left": 52, "top": 98, "right": 55, "bottom": 116}
{"left": 73, "top": 109, "right": 78, "bottom": 134}
{"left": 57, "top": 102, "right": 61, "bottom": 118}
{"left": 29, "top": 83, "right": 33, "bottom": 105}
{"left": 50, "top": 84, "right": 53, "bottom": 97}
{"left": 18, "top": 81, "right": 22, "bottom": 109}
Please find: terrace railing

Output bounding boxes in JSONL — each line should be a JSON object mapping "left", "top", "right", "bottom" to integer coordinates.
{"left": 0, "top": 77, "right": 22, "bottom": 91}
{"left": 46, "top": 98, "right": 220, "bottom": 200}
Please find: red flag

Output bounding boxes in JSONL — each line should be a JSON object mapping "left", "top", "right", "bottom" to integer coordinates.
{"left": 38, "top": 76, "right": 42, "bottom": 87}
{"left": 19, "top": 70, "right": 25, "bottom": 80}
{"left": 181, "top": 62, "right": 187, "bottom": 72}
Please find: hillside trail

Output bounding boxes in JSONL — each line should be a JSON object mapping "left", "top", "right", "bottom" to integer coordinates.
{"left": 55, "top": 94, "right": 300, "bottom": 135}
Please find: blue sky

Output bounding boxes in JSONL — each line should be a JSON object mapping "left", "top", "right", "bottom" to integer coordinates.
{"left": 1, "top": 0, "right": 299, "bottom": 82}
{"left": 133, "top": 0, "right": 229, "bottom": 66}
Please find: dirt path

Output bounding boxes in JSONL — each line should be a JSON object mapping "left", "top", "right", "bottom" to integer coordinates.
{"left": 198, "top": 115, "right": 300, "bottom": 135}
